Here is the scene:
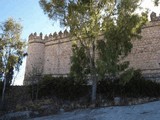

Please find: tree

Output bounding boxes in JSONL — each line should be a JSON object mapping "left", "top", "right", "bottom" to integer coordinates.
{"left": 97, "top": 1, "right": 148, "bottom": 83}
{"left": 39, "top": 0, "right": 147, "bottom": 103}
{"left": 27, "top": 65, "right": 42, "bottom": 100}
{"left": 70, "top": 44, "right": 90, "bottom": 84}
{"left": 0, "top": 18, "right": 25, "bottom": 105}
{"left": 154, "top": 0, "right": 159, "bottom": 6}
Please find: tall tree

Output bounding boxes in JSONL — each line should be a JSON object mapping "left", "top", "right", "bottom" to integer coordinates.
{"left": 0, "top": 18, "right": 25, "bottom": 104}
{"left": 39, "top": 0, "right": 147, "bottom": 103}
{"left": 97, "top": 0, "right": 148, "bottom": 82}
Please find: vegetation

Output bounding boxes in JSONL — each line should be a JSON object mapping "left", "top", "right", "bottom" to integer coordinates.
{"left": 32, "top": 70, "right": 160, "bottom": 102}
{"left": 39, "top": 0, "right": 148, "bottom": 103}
{"left": 154, "top": 0, "right": 160, "bottom": 6}
{"left": 0, "top": 0, "right": 159, "bottom": 115}
{"left": 98, "top": 70, "right": 160, "bottom": 98}
{"left": 0, "top": 18, "right": 25, "bottom": 106}
{"left": 37, "top": 75, "right": 90, "bottom": 100}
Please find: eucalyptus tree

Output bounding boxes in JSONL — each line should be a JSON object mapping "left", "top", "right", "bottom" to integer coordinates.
{"left": 0, "top": 18, "right": 25, "bottom": 104}
{"left": 39, "top": 0, "right": 147, "bottom": 103}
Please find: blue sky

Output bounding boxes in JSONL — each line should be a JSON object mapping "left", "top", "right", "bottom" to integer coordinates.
{"left": 0, "top": 0, "right": 65, "bottom": 85}
{"left": 0, "top": 0, "right": 64, "bottom": 39}
{"left": 0, "top": 0, "right": 160, "bottom": 85}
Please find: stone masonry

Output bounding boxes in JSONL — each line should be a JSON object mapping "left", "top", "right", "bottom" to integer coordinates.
{"left": 24, "top": 12, "right": 160, "bottom": 85}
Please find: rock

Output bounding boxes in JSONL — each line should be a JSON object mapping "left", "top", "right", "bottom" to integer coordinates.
{"left": 60, "top": 108, "right": 64, "bottom": 113}
{"left": 114, "top": 97, "right": 121, "bottom": 105}
{"left": 39, "top": 105, "right": 58, "bottom": 115}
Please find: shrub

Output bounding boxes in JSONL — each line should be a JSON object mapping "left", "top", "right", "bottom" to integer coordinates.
{"left": 37, "top": 75, "right": 90, "bottom": 100}
{"left": 29, "top": 70, "right": 160, "bottom": 101}
{"left": 124, "top": 70, "right": 160, "bottom": 97}
{"left": 97, "top": 70, "right": 160, "bottom": 98}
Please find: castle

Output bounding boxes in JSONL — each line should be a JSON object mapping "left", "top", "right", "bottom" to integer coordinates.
{"left": 24, "top": 12, "right": 160, "bottom": 85}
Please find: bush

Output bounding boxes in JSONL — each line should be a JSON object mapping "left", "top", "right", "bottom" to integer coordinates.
{"left": 124, "top": 70, "right": 160, "bottom": 97}
{"left": 29, "top": 70, "right": 160, "bottom": 101}
{"left": 37, "top": 75, "right": 90, "bottom": 100}
{"left": 97, "top": 70, "right": 160, "bottom": 98}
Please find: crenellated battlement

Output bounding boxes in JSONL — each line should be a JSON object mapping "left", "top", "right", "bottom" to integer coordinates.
{"left": 28, "top": 11, "right": 160, "bottom": 44}
{"left": 150, "top": 12, "right": 160, "bottom": 22}
{"left": 29, "top": 32, "right": 43, "bottom": 40}
{"left": 28, "top": 29, "right": 70, "bottom": 43}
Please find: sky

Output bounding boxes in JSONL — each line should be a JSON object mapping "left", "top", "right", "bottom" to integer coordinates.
{"left": 0, "top": 0, "right": 160, "bottom": 85}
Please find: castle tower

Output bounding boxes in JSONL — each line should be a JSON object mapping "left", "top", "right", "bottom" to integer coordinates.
{"left": 24, "top": 32, "right": 45, "bottom": 85}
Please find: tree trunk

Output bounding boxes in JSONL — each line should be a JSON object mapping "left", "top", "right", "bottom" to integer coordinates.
{"left": 1, "top": 77, "right": 6, "bottom": 108}
{"left": 90, "top": 40, "right": 97, "bottom": 103}
{"left": 35, "top": 79, "right": 39, "bottom": 100}
{"left": 91, "top": 74, "right": 97, "bottom": 103}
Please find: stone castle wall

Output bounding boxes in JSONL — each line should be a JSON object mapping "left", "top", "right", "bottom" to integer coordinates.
{"left": 24, "top": 12, "right": 160, "bottom": 85}
{"left": 43, "top": 31, "right": 72, "bottom": 76}
{"left": 127, "top": 20, "right": 160, "bottom": 80}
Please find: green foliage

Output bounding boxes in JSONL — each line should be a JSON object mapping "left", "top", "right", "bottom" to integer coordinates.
{"left": 119, "top": 68, "right": 134, "bottom": 85}
{"left": 97, "top": 70, "right": 160, "bottom": 98}
{"left": 0, "top": 18, "right": 25, "bottom": 86}
{"left": 154, "top": 0, "right": 159, "bottom": 6}
{"left": 29, "top": 71, "right": 160, "bottom": 101}
{"left": 39, "top": 0, "right": 148, "bottom": 102}
{"left": 37, "top": 75, "right": 90, "bottom": 100}
{"left": 39, "top": 0, "right": 67, "bottom": 26}
{"left": 70, "top": 44, "right": 90, "bottom": 83}
{"left": 97, "top": 1, "right": 148, "bottom": 80}
{"left": 0, "top": 18, "right": 25, "bottom": 105}
{"left": 124, "top": 70, "right": 160, "bottom": 97}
